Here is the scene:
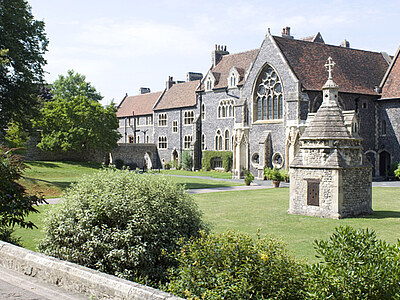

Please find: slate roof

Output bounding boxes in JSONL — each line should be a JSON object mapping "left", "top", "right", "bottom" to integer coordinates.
{"left": 116, "top": 91, "right": 162, "bottom": 118}
{"left": 200, "top": 49, "right": 259, "bottom": 90}
{"left": 380, "top": 46, "right": 400, "bottom": 99}
{"left": 153, "top": 80, "right": 200, "bottom": 111}
{"left": 274, "top": 36, "right": 389, "bottom": 95}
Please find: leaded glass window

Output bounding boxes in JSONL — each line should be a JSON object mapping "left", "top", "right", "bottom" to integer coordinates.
{"left": 254, "top": 65, "right": 283, "bottom": 120}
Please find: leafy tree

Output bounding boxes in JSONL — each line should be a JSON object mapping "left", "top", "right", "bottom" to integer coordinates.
{"left": 0, "top": 147, "right": 44, "bottom": 243}
{"left": 0, "top": 0, "right": 48, "bottom": 135}
{"left": 51, "top": 70, "right": 102, "bottom": 102}
{"left": 35, "top": 95, "right": 120, "bottom": 152}
{"left": 307, "top": 226, "right": 400, "bottom": 299}
{"left": 181, "top": 150, "right": 193, "bottom": 170}
{"left": 4, "top": 121, "right": 29, "bottom": 148}
{"left": 39, "top": 169, "right": 207, "bottom": 285}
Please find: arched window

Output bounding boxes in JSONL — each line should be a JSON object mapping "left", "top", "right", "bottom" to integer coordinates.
{"left": 184, "top": 111, "right": 194, "bottom": 125}
{"left": 215, "top": 130, "right": 222, "bottom": 150}
{"left": 229, "top": 73, "right": 237, "bottom": 88}
{"left": 201, "top": 103, "right": 206, "bottom": 120}
{"left": 382, "top": 120, "right": 387, "bottom": 136}
{"left": 224, "top": 130, "right": 230, "bottom": 150}
{"left": 201, "top": 134, "right": 206, "bottom": 150}
{"left": 217, "top": 99, "right": 234, "bottom": 119}
{"left": 254, "top": 65, "right": 283, "bottom": 120}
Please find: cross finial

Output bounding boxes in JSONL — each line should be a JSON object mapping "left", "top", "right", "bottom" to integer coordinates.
{"left": 325, "top": 57, "right": 336, "bottom": 80}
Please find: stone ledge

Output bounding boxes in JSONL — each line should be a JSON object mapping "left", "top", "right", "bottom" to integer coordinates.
{"left": 0, "top": 241, "right": 184, "bottom": 300}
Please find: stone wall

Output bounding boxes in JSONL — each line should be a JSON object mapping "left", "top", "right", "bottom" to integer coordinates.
{"left": 111, "top": 143, "right": 161, "bottom": 169}
{"left": 378, "top": 99, "right": 400, "bottom": 163}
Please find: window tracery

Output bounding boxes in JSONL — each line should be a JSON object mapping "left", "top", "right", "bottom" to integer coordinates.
{"left": 254, "top": 65, "right": 283, "bottom": 121}
{"left": 218, "top": 99, "right": 234, "bottom": 118}
{"left": 215, "top": 130, "right": 223, "bottom": 150}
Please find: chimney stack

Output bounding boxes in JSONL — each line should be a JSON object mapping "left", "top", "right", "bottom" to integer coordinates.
{"left": 281, "top": 26, "right": 293, "bottom": 39}
{"left": 139, "top": 87, "right": 151, "bottom": 94}
{"left": 212, "top": 44, "right": 229, "bottom": 67}
{"left": 186, "top": 72, "right": 203, "bottom": 82}
{"left": 166, "top": 76, "right": 176, "bottom": 90}
{"left": 340, "top": 39, "right": 350, "bottom": 48}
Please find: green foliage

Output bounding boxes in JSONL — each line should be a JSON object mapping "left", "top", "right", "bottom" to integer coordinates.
{"left": 0, "top": 226, "right": 21, "bottom": 245}
{"left": 167, "top": 230, "right": 306, "bottom": 299}
{"left": 35, "top": 95, "right": 120, "bottom": 152}
{"left": 0, "top": 147, "right": 44, "bottom": 231}
{"left": 279, "top": 169, "right": 289, "bottom": 182}
{"left": 395, "top": 164, "right": 400, "bottom": 179}
{"left": 164, "top": 161, "right": 172, "bottom": 169}
{"left": 307, "top": 226, "right": 400, "bottom": 299}
{"left": 265, "top": 167, "right": 283, "bottom": 181}
{"left": 202, "top": 151, "right": 232, "bottom": 172}
{"left": 0, "top": 0, "right": 48, "bottom": 134}
{"left": 181, "top": 150, "right": 193, "bottom": 171}
{"left": 114, "top": 158, "right": 124, "bottom": 170}
{"left": 4, "top": 121, "right": 29, "bottom": 148}
{"left": 38, "top": 169, "right": 207, "bottom": 285}
{"left": 243, "top": 170, "right": 254, "bottom": 185}
{"left": 51, "top": 70, "right": 102, "bottom": 102}
{"left": 388, "top": 161, "right": 399, "bottom": 177}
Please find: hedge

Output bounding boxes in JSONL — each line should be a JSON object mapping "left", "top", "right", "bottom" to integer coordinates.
{"left": 201, "top": 151, "right": 232, "bottom": 172}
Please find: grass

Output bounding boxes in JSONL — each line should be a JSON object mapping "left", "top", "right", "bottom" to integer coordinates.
{"left": 164, "top": 175, "right": 242, "bottom": 189}
{"left": 20, "top": 161, "right": 103, "bottom": 198}
{"left": 13, "top": 186, "right": 400, "bottom": 262}
{"left": 159, "top": 169, "right": 233, "bottom": 179}
{"left": 193, "top": 187, "right": 400, "bottom": 263}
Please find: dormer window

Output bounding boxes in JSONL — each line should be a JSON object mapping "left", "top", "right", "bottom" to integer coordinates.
{"left": 229, "top": 73, "right": 237, "bottom": 88}
{"left": 228, "top": 67, "right": 239, "bottom": 89}
{"left": 206, "top": 77, "right": 213, "bottom": 91}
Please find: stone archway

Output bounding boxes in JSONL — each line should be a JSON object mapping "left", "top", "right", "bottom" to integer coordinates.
{"left": 172, "top": 149, "right": 179, "bottom": 167}
{"left": 379, "top": 150, "right": 391, "bottom": 177}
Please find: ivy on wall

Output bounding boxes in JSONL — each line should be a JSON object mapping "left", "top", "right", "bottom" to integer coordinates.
{"left": 202, "top": 151, "right": 233, "bottom": 172}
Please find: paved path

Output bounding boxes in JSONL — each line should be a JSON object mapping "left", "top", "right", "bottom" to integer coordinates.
{"left": 0, "top": 267, "right": 86, "bottom": 300}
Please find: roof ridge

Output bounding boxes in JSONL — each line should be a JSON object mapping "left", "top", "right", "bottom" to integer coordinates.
{"left": 273, "top": 35, "right": 384, "bottom": 56}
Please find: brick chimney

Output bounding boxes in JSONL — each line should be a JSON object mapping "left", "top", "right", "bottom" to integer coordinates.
{"left": 186, "top": 72, "right": 203, "bottom": 82}
{"left": 281, "top": 26, "right": 293, "bottom": 39}
{"left": 212, "top": 44, "right": 229, "bottom": 67}
{"left": 139, "top": 87, "right": 151, "bottom": 94}
{"left": 340, "top": 39, "right": 350, "bottom": 48}
{"left": 166, "top": 76, "right": 176, "bottom": 90}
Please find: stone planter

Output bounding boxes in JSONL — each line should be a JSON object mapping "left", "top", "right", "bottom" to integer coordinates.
{"left": 272, "top": 180, "right": 281, "bottom": 188}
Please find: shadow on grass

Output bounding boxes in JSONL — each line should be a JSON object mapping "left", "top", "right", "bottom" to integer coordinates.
{"left": 26, "top": 161, "right": 60, "bottom": 168}
{"left": 23, "top": 177, "right": 73, "bottom": 189}
{"left": 362, "top": 211, "right": 400, "bottom": 219}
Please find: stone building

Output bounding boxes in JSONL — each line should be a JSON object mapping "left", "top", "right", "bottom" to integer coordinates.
{"left": 116, "top": 27, "right": 400, "bottom": 178}
{"left": 289, "top": 58, "right": 372, "bottom": 218}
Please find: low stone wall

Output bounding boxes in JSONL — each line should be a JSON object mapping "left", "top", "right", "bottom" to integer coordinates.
{"left": 111, "top": 143, "right": 161, "bottom": 169}
{"left": 0, "top": 241, "right": 183, "bottom": 300}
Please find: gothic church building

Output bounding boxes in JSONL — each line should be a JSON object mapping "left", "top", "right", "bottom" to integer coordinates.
{"left": 116, "top": 27, "right": 400, "bottom": 178}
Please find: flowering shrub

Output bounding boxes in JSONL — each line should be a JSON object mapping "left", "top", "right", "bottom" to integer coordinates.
{"left": 39, "top": 169, "right": 207, "bottom": 285}
{"left": 167, "top": 230, "right": 306, "bottom": 299}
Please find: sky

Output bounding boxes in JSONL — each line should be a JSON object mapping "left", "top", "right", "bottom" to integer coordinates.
{"left": 28, "top": 0, "right": 400, "bottom": 106}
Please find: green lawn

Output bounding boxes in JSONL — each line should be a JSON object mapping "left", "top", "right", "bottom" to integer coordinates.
{"left": 159, "top": 169, "right": 233, "bottom": 179}
{"left": 166, "top": 176, "right": 242, "bottom": 189}
{"left": 193, "top": 187, "right": 400, "bottom": 263}
{"left": 20, "top": 161, "right": 102, "bottom": 198}
{"left": 13, "top": 187, "right": 400, "bottom": 263}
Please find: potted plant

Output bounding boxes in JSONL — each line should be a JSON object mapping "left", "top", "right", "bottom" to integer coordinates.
{"left": 263, "top": 167, "right": 273, "bottom": 180}
{"left": 244, "top": 170, "right": 254, "bottom": 186}
{"left": 279, "top": 169, "right": 290, "bottom": 183}
{"left": 269, "top": 168, "right": 283, "bottom": 187}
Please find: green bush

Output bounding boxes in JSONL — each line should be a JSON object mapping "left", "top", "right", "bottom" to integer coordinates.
{"left": 388, "top": 161, "right": 399, "bottom": 177}
{"left": 244, "top": 170, "right": 254, "bottom": 185}
{"left": 114, "top": 158, "right": 124, "bottom": 169}
{"left": 167, "top": 231, "right": 306, "bottom": 299}
{"left": 307, "top": 226, "right": 400, "bottom": 299}
{"left": 202, "top": 151, "right": 232, "bottom": 172}
{"left": 181, "top": 150, "right": 193, "bottom": 171}
{"left": 38, "top": 169, "right": 207, "bottom": 286}
{"left": 395, "top": 164, "right": 400, "bottom": 179}
{"left": 164, "top": 161, "right": 172, "bottom": 169}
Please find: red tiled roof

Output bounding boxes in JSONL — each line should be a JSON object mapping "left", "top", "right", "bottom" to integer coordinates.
{"left": 116, "top": 91, "right": 162, "bottom": 118}
{"left": 381, "top": 47, "right": 400, "bottom": 99}
{"left": 274, "top": 36, "right": 389, "bottom": 95}
{"left": 153, "top": 80, "right": 200, "bottom": 111}
{"left": 201, "top": 49, "right": 259, "bottom": 90}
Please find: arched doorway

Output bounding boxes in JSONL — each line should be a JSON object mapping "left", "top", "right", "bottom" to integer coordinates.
{"left": 172, "top": 149, "right": 179, "bottom": 167}
{"left": 379, "top": 151, "right": 391, "bottom": 177}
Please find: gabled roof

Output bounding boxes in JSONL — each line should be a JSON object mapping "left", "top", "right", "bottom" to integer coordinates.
{"left": 116, "top": 91, "right": 162, "bottom": 118}
{"left": 380, "top": 46, "right": 400, "bottom": 99}
{"left": 200, "top": 49, "right": 259, "bottom": 90}
{"left": 274, "top": 36, "right": 389, "bottom": 95}
{"left": 300, "top": 32, "right": 325, "bottom": 44}
{"left": 153, "top": 80, "right": 200, "bottom": 111}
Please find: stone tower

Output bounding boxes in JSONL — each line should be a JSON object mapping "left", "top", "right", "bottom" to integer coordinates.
{"left": 288, "top": 57, "right": 372, "bottom": 219}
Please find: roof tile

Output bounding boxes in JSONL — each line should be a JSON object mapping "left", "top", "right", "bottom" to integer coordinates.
{"left": 154, "top": 80, "right": 200, "bottom": 111}
{"left": 116, "top": 91, "right": 162, "bottom": 118}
